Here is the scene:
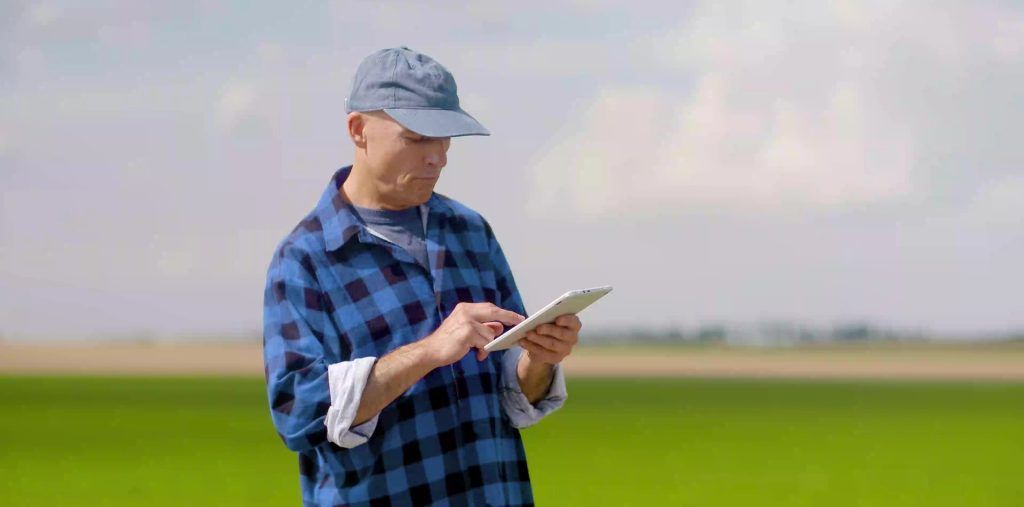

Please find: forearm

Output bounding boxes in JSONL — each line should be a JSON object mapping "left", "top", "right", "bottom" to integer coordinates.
{"left": 353, "top": 339, "right": 439, "bottom": 425}
{"left": 516, "top": 352, "right": 555, "bottom": 405}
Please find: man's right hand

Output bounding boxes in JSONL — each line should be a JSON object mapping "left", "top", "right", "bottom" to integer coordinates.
{"left": 422, "top": 302, "right": 525, "bottom": 366}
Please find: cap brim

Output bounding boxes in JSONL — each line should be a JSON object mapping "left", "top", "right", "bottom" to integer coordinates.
{"left": 383, "top": 108, "right": 490, "bottom": 138}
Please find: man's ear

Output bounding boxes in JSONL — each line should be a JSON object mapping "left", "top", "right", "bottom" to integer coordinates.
{"left": 347, "top": 112, "right": 367, "bottom": 148}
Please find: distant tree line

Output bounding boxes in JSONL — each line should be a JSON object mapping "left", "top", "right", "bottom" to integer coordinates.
{"left": 579, "top": 321, "right": 1023, "bottom": 346}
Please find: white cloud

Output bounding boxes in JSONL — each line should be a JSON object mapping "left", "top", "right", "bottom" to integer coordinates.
{"left": 24, "top": 3, "right": 62, "bottom": 28}
{"left": 95, "top": 18, "right": 151, "bottom": 47}
{"left": 992, "top": 13, "right": 1024, "bottom": 60}
{"left": 527, "top": 1, "right": 1024, "bottom": 219}
{"left": 0, "top": 126, "right": 9, "bottom": 156}
{"left": 964, "top": 176, "right": 1024, "bottom": 228}
{"left": 214, "top": 79, "right": 258, "bottom": 133}
{"left": 13, "top": 46, "right": 46, "bottom": 77}
{"left": 3, "top": 1, "right": 1021, "bottom": 337}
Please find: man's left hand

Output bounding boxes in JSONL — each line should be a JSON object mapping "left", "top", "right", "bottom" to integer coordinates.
{"left": 519, "top": 314, "right": 582, "bottom": 365}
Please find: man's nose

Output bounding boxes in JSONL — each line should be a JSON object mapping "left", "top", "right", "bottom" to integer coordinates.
{"left": 424, "top": 140, "right": 447, "bottom": 167}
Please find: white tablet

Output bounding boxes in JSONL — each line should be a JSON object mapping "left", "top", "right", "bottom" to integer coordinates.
{"left": 483, "top": 285, "right": 613, "bottom": 352}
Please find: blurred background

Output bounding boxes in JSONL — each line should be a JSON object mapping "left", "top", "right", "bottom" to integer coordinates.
{"left": 1, "top": 1, "right": 1022, "bottom": 505}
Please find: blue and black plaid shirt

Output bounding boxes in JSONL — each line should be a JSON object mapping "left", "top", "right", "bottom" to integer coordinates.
{"left": 263, "top": 166, "right": 535, "bottom": 506}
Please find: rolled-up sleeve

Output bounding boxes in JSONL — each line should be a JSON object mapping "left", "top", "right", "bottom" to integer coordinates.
{"left": 498, "top": 346, "right": 567, "bottom": 428}
{"left": 263, "top": 245, "right": 338, "bottom": 452}
{"left": 325, "top": 357, "right": 380, "bottom": 447}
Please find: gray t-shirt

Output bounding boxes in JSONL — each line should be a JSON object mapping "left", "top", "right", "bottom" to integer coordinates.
{"left": 350, "top": 203, "right": 430, "bottom": 271}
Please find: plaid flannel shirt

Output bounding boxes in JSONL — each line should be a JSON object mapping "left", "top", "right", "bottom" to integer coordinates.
{"left": 263, "top": 166, "right": 540, "bottom": 506}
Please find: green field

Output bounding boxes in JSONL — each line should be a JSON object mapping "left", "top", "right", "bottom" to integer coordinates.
{"left": 1, "top": 377, "right": 1021, "bottom": 506}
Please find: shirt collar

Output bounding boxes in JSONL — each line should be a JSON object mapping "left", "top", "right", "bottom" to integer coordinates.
{"left": 316, "top": 165, "right": 454, "bottom": 252}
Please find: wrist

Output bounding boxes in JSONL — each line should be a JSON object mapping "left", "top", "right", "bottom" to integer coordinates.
{"left": 411, "top": 335, "right": 444, "bottom": 371}
{"left": 518, "top": 349, "right": 554, "bottom": 377}
{"left": 517, "top": 349, "right": 556, "bottom": 404}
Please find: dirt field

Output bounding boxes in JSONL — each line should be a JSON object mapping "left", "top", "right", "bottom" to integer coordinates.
{"left": 2, "top": 341, "right": 1022, "bottom": 380}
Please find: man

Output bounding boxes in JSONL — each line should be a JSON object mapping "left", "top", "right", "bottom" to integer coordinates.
{"left": 263, "top": 47, "right": 583, "bottom": 506}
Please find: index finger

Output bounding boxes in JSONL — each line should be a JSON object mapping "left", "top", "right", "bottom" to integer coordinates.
{"left": 555, "top": 314, "right": 582, "bottom": 331}
{"left": 464, "top": 303, "right": 525, "bottom": 326}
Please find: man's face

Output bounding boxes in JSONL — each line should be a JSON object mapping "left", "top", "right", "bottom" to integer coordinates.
{"left": 356, "top": 111, "right": 452, "bottom": 208}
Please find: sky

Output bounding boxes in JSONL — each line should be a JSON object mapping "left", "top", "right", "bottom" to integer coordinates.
{"left": 2, "top": 1, "right": 1023, "bottom": 340}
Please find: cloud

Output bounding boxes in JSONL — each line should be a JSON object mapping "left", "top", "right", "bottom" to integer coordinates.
{"left": 214, "top": 79, "right": 258, "bottom": 133}
{"left": 526, "top": 1, "right": 1024, "bottom": 219}
{"left": 24, "top": 3, "right": 62, "bottom": 28}
{"left": 0, "top": 125, "right": 9, "bottom": 156}
{"left": 964, "top": 175, "right": 1024, "bottom": 228}
{"left": 3, "top": 1, "right": 1021, "bottom": 337}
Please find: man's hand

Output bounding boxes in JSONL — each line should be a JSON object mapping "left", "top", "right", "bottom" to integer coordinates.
{"left": 422, "top": 302, "right": 525, "bottom": 366}
{"left": 519, "top": 314, "right": 582, "bottom": 366}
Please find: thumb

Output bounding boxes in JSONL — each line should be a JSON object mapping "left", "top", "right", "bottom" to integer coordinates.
{"left": 484, "top": 321, "right": 504, "bottom": 337}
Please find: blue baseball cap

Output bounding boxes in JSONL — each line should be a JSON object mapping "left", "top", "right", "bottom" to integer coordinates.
{"left": 345, "top": 47, "right": 490, "bottom": 138}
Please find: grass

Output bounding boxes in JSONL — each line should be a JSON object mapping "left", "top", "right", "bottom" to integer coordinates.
{"left": 1, "top": 376, "right": 1021, "bottom": 506}
{"left": 526, "top": 378, "right": 1024, "bottom": 506}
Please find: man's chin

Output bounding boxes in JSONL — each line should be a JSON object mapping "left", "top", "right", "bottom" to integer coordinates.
{"left": 404, "top": 188, "right": 434, "bottom": 207}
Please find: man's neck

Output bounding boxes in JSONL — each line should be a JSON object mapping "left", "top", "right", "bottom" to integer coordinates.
{"left": 342, "top": 164, "right": 408, "bottom": 211}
